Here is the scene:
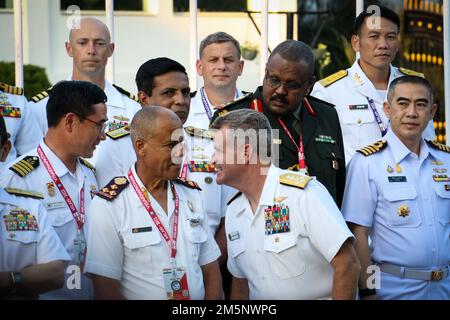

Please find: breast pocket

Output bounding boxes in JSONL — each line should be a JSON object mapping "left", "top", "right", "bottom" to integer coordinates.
{"left": 342, "top": 109, "right": 375, "bottom": 126}
{"left": 263, "top": 233, "right": 306, "bottom": 279}
{"left": 383, "top": 186, "right": 421, "bottom": 227}
{"left": 122, "top": 231, "right": 161, "bottom": 275}
{"left": 434, "top": 186, "right": 450, "bottom": 226}
{"left": 7, "top": 230, "right": 39, "bottom": 244}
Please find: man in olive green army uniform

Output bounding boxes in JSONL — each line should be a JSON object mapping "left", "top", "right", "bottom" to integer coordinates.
{"left": 210, "top": 40, "right": 345, "bottom": 207}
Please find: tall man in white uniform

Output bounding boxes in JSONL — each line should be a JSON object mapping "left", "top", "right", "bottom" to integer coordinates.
{"left": 186, "top": 32, "right": 247, "bottom": 129}
{"left": 210, "top": 109, "right": 360, "bottom": 299}
{"left": 342, "top": 76, "right": 449, "bottom": 300}
{"left": 311, "top": 6, "right": 435, "bottom": 164}
{"left": 0, "top": 82, "right": 42, "bottom": 169}
{"left": 28, "top": 17, "right": 140, "bottom": 163}
{"left": 85, "top": 107, "right": 222, "bottom": 300}
{"left": 0, "top": 81, "right": 108, "bottom": 299}
{"left": 0, "top": 114, "right": 69, "bottom": 299}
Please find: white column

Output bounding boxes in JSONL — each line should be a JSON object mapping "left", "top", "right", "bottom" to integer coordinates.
{"left": 189, "top": 0, "right": 198, "bottom": 91}
{"left": 444, "top": 0, "right": 450, "bottom": 145}
{"left": 356, "top": 0, "right": 364, "bottom": 16}
{"left": 105, "top": 0, "right": 115, "bottom": 83}
{"left": 13, "top": 0, "right": 24, "bottom": 88}
{"left": 260, "top": 0, "right": 269, "bottom": 82}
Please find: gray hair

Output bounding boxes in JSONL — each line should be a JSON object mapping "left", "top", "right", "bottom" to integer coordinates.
{"left": 387, "top": 75, "right": 434, "bottom": 103}
{"left": 210, "top": 109, "right": 273, "bottom": 157}
{"left": 199, "top": 32, "right": 241, "bottom": 59}
{"left": 270, "top": 40, "right": 315, "bottom": 77}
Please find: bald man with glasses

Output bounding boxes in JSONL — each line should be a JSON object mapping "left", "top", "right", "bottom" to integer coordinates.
{"left": 210, "top": 40, "right": 346, "bottom": 207}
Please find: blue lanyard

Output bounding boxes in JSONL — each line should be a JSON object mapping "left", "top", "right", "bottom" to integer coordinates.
{"left": 366, "top": 97, "right": 388, "bottom": 136}
{"left": 200, "top": 87, "right": 239, "bottom": 120}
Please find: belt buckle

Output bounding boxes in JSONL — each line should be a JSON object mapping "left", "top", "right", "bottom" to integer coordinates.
{"left": 431, "top": 270, "right": 443, "bottom": 281}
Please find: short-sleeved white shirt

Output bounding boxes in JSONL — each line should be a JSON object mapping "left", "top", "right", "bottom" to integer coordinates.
{"left": 1, "top": 188, "right": 70, "bottom": 272}
{"left": 84, "top": 164, "right": 221, "bottom": 300}
{"left": 226, "top": 165, "right": 354, "bottom": 300}
{"left": 0, "top": 141, "right": 99, "bottom": 299}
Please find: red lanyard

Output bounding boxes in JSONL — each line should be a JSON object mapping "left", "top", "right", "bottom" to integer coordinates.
{"left": 37, "top": 145, "right": 85, "bottom": 230}
{"left": 128, "top": 169, "right": 180, "bottom": 259}
{"left": 277, "top": 118, "right": 308, "bottom": 174}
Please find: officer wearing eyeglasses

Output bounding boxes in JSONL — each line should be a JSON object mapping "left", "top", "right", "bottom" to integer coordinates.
{"left": 210, "top": 40, "right": 345, "bottom": 207}
{"left": 0, "top": 80, "right": 108, "bottom": 299}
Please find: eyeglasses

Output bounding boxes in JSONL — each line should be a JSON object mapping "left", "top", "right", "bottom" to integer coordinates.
{"left": 76, "top": 114, "right": 108, "bottom": 133}
{"left": 265, "top": 75, "right": 306, "bottom": 91}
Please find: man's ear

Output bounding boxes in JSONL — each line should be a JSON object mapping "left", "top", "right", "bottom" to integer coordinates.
{"left": 65, "top": 41, "right": 73, "bottom": 57}
{"left": 351, "top": 34, "right": 360, "bottom": 53}
{"left": 430, "top": 103, "right": 437, "bottom": 120}
{"left": 65, "top": 112, "right": 78, "bottom": 133}
{"left": 238, "top": 60, "right": 244, "bottom": 76}
{"left": 196, "top": 59, "right": 203, "bottom": 77}
{"left": 0, "top": 140, "right": 12, "bottom": 162}
{"left": 244, "top": 143, "right": 254, "bottom": 165}
{"left": 134, "top": 138, "right": 146, "bottom": 157}
{"left": 138, "top": 91, "right": 150, "bottom": 106}
{"left": 108, "top": 42, "right": 115, "bottom": 57}
{"left": 383, "top": 101, "right": 391, "bottom": 119}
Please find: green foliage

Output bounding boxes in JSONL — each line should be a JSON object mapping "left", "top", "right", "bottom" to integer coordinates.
{"left": 0, "top": 61, "right": 51, "bottom": 100}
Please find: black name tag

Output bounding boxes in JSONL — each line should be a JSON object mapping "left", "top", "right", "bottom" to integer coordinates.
{"left": 388, "top": 176, "right": 407, "bottom": 183}
{"left": 349, "top": 104, "right": 368, "bottom": 110}
{"left": 132, "top": 226, "right": 152, "bottom": 233}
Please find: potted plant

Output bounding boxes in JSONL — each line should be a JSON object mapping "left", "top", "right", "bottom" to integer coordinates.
{"left": 240, "top": 41, "right": 259, "bottom": 61}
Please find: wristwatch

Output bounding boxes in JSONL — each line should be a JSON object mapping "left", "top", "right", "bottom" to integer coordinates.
{"left": 10, "top": 272, "right": 23, "bottom": 288}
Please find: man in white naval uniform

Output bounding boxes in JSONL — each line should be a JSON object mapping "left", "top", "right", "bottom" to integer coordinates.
{"left": 28, "top": 17, "right": 140, "bottom": 163}
{"left": 311, "top": 6, "right": 435, "bottom": 164}
{"left": 186, "top": 32, "right": 247, "bottom": 130}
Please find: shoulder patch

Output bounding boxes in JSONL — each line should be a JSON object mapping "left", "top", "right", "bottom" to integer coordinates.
{"left": 0, "top": 82, "right": 24, "bottom": 96}
{"left": 318, "top": 70, "right": 348, "bottom": 87}
{"left": 113, "top": 84, "right": 139, "bottom": 102}
{"left": 279, "top": 172, "right": 312, "bottom": 189}
{"left": 4, "top": 187, "right": 44, "bottom": 200}
{"left": 106, "top": 125, "right": 130, "bottom": 140}
{"left": 30, "top": 87, "right": 53, "bottom": 103}
{"left": 399, "top": 67, "right": 425, "bottom": 78}
{"left": 427, "top": 140, "right": 450, "bottom": 153}
{"left": 227, "top": 192, "right": 242, "bottom": 206}
{"left": 80, "top": 158, "right": 95, "bottom": 172}
{"left": 174, "top": 178, "right": 202, "bottom": 191}
{"left": 97, "top": 176, "right": 129, "bottom": 201}
{"left": 184, "top": 126, "right": 213, "bottom": 140}
{"left": 9, "top": 156, "right": 40, "bottom": 177}
{"left": 356, "top": 140, "right": 388, "bottom": 156}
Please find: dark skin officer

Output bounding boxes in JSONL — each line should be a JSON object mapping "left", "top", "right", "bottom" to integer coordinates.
{"left": 211, "top": 40, "right": 345, "bottom": 207}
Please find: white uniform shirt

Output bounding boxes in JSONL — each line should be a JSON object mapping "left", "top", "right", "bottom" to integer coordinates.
{"left": 0, "top": 141, "right": 99, "bottom": 299}
{"left": 1, "top": 188, "right": 70, "bottom": 272}
{"left": 0, "top": 90, "right": 42, "bottom": 169}
{"left": 226, "top": 165, "right": 354, "bottom": 300}
{"left": 342, "top": 130, "right": 450, "bottom": 299}
{"left": 311, "top": 61, "right": 435, "bottom": 164}
{"left": 84, "top": 164, "right": 221, "bottom": 300}
{"left": 94, "top": 127, "right": 233, "bottom": 235}
{"left": 185, "top": 87, "right": 246, "bottom": 129}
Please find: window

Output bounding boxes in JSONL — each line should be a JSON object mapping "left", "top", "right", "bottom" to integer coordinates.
{"left": 173, "top": 0, "right": 247, "bottom": 12}
{"left": 0, "top": 0, "right": 13, "bottom": 9}
{"left": 60, "top": 0, "right": 143, "bottom": 11}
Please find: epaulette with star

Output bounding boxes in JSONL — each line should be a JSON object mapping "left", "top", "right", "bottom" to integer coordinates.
{"left": 318, "top": 70, "right": 348, "bottom": 87}
{"left": 279, "top": 172, "right": 312, "bottom": 189}
{"left": 227, "top": 192, "right": 242, "bottom": 205}
{"left": 427, "top": 140, "right": 450, "bottom": 153}
{"left": 106, "top": 125, "right": 130, "bottom": 140}
{"left": 113, "top": 84, "right": 139, "bottom": 102}
{"left": 9, "top": 156, "right": 40, "bottom": 177}
{"left": 174, "top": 178, "right": 202, "bottom": 191}
{"left": 80, "top": 158, "right": 96, "bottom": 173}
{"left": 356, "top": 140, "right": 388, "bottom": 156}
{"left": 30, "top": 87, "right": 53, "bottom": 103}
{"left": 184, "top": 126, "right": 212, "bottom": 140}
{"left": 97, "top": 176, "right": 129, "bottom": 201}
{"left": 399, "top": 67, "right": 425, "bottom": 78}
{"left": 5, "top": 187, "right": 44, "bottom": 200}
{"left": 0, "top": 82, "right": 24, "bottom": 96}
